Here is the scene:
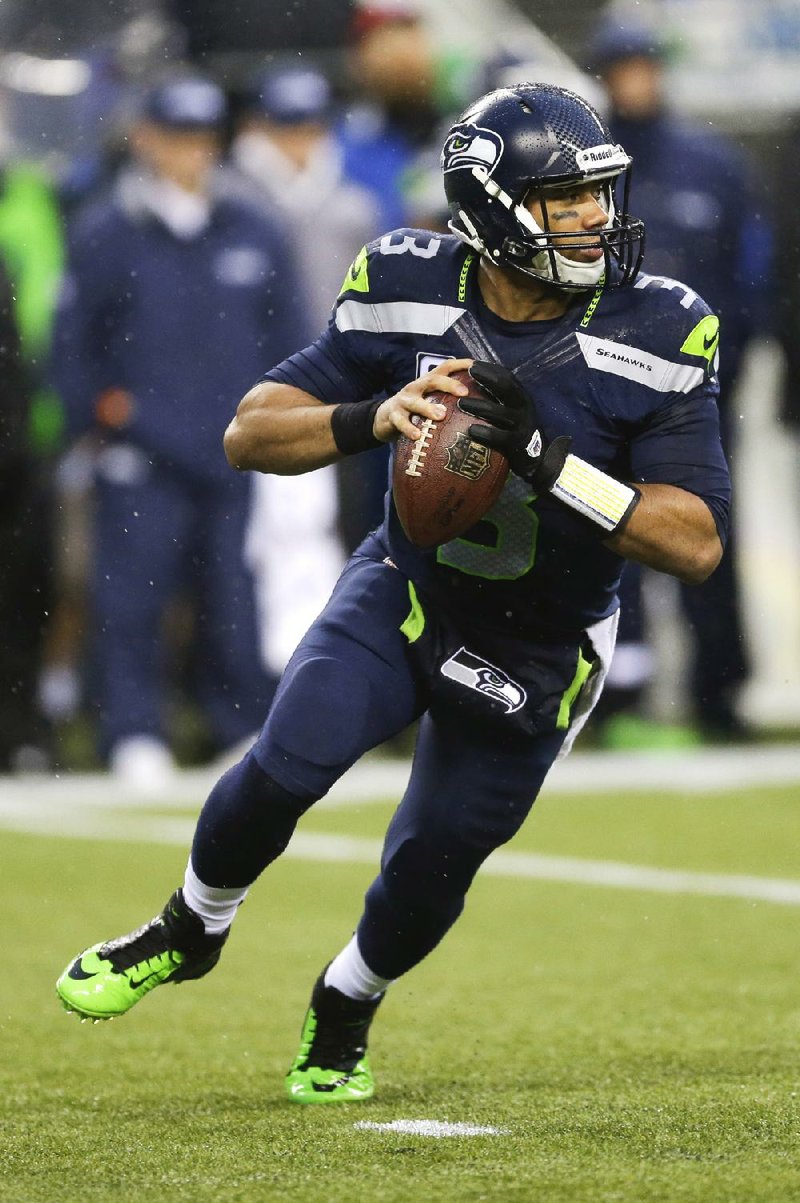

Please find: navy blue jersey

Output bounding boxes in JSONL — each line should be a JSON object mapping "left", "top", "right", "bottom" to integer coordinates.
{"left": 264, "top": 230, "right": 730, "bottom": 638}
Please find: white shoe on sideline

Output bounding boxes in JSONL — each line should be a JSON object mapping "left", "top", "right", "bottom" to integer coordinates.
{"left": 110, "top": 736, "right": 177, "bottom": 794}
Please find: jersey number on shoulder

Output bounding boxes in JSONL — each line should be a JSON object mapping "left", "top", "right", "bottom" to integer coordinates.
{"left": 436, "top": 476, "right": 540, "bottom": 581}
{"left": 634, "top": 273, "right": 697, "bottom": 309}
{"left": 379, "top": 233, "right": 441, "bottom": 258}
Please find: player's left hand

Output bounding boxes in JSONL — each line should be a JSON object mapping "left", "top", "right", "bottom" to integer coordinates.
{"left": 461, "top": 361, "right": 571, "bottom": 492}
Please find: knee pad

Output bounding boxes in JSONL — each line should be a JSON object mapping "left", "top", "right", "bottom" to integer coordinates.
{"left": 262, "top": 656, "right": 372, "bottom": 769}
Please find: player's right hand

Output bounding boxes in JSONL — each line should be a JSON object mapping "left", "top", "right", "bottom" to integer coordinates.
{"left": 374, "top": 357, "right": 473, "bottom": 442}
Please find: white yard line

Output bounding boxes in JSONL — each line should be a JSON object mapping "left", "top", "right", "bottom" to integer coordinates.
{"left": 2, "top": 793, "right": 800, "bottom": 907}
{"left": 286, "top": 832, "right": 800, "bottom": 907}
{"left": 354, "top": 1120, "right": 508, "bottom": 1137}
{"left": 1, "top": 742, "right": 800, "bottom": 812}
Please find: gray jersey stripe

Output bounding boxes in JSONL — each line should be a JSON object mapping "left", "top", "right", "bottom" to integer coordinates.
{"left": 575, "top": 332, "right": 704, "bottom": 394}
{"left": 335, "top": 300, "right": 466, "bottom": 336}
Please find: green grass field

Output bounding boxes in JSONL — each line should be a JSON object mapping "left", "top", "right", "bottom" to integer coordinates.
{"left": 1, "top": 778, "right": 798, "bottom": 1202}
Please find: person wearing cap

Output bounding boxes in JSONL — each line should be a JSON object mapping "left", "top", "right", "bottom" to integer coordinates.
{"left": 51, "top": 72, "right": 309, "bottom": 789}
{"left": 231, "top": 63, "right": 384, "bottom": 673}
{"left": 585, "top": 12, "right": 773, "bottom": 746}
{"left": 232, "top": 64, "right": 381, "bottom": 338}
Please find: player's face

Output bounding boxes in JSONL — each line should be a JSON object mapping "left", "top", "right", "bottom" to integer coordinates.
{"left": 525, "top": 182, "right": 610, "bottom": 263}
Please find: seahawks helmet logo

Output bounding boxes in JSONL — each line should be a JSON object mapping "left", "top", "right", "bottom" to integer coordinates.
{"left": 441, "top": 123, "right": 503, "bottom": 176}
{"left": 441, "top": 648, "right": 526, "bottom": 714}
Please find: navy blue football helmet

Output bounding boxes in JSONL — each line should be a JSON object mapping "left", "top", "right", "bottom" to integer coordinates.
{"left": 442, "top": 83, "right": 645, "bottom": 290}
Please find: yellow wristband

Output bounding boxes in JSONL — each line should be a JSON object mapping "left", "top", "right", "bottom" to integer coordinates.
{"left": 551, "top": 454, "right": 640, "bottom": 534}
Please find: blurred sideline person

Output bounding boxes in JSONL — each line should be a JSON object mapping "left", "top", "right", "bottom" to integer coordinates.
{"left": 231, "top": 62, "right": 376, "bottom": 627}
{"left": 51, "top": 74, "right": 306, "bottom": 789}
{"left": 58, "top": 84, "right": 730, "bottom": 1102}
{"left": 338, "top": 1, "right": 453, "bottom": 231}
{"left": 585, "top": 14, "right": 773, "bottom": 745}
{"left": 0, "top": 255, "right": 52, "bottom": 771}
{"left": 0, "top": 122, "right": 67, "bottom": 768}
{"left": 775, "top": 113, "right": 800, "bottom": 438}
{"left": 232, "top": 64, "right": 382, "bottom": 333}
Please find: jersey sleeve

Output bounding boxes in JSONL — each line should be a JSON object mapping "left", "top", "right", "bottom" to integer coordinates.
{"left": 614, "top": 279, "right": 732, "bottom": 544}
{"left": 261, "top": 323, "right": 387, "bottom": 406}
{"left": 260, "top": 238, "right": 393, "bottom": 405}
{"left": 628, "top": 387, "right": 731, "bottom": 543}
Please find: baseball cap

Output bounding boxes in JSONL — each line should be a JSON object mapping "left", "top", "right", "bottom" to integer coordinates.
{"left": 141, "top": 76, "right": 227, "bottom": 129}
{"left": 248, "top": 66, "right": 333, "bottom": 125}
{"left": 586, "top": 16, "right": 667, "bottom": 73}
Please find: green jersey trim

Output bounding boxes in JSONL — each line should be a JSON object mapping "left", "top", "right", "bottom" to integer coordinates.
{"left": 400, "top": 581, "right": 426, "bottom": 643}
{"left": 681, "top": 314, "right": 720, "bottom": 370}
{"left": 339, "top": 245, "right": 370, "bottom": 296}
{"left": 557, "top": 647, "right": 594, "bottom": 730}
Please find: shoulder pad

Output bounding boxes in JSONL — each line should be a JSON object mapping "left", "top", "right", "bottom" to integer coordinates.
{"left": 632, "top": 272, "right": 714, "bottom": 322}
{"left": 337, "top": 230, "right": 467, "bottom": 304}
{"left": 630, "top": 272, "right": 720, "bottom": 374}
{"left": 577, "top": 273, "right": 721, "bottom": 395}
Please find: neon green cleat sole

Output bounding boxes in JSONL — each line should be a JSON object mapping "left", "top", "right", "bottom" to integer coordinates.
{"left": 286, "top": 1056, "right": 375, "bottom": 1104}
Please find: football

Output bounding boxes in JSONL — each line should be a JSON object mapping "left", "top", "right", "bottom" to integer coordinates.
{"left": 392, "top": 369, "right": 509, "bottom": 548}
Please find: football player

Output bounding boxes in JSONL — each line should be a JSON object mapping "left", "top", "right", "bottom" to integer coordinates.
{"left": 57, "top": 84, "right": 730, "bottom": 1104}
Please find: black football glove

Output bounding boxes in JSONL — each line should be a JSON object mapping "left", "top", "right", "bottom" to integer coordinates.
{"left": 460, "top": 361, "right": 572, "bottom": 493}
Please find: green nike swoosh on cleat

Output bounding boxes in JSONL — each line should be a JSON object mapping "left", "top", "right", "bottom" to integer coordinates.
{"left": 55, "top": 891, "right": 228, "bottom": 1022}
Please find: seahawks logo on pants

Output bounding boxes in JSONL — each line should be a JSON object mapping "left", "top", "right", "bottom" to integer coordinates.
{"left": 440, "top": 647, "right": 526, "bottom": 714}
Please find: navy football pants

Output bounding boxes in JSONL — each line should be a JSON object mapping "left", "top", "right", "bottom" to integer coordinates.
{"left": 192, "top": 551, "right": 568, "bottom": 980}
{"left": 92, "top": 460, "right": 274, "bottom": 754}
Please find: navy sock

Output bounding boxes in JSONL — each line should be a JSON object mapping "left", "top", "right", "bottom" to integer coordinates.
{"left": 356, "top": 837, "right": 472, "bottom": 980}
{"left": 191, "top": 749, "right": 313, "bottom": 888}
